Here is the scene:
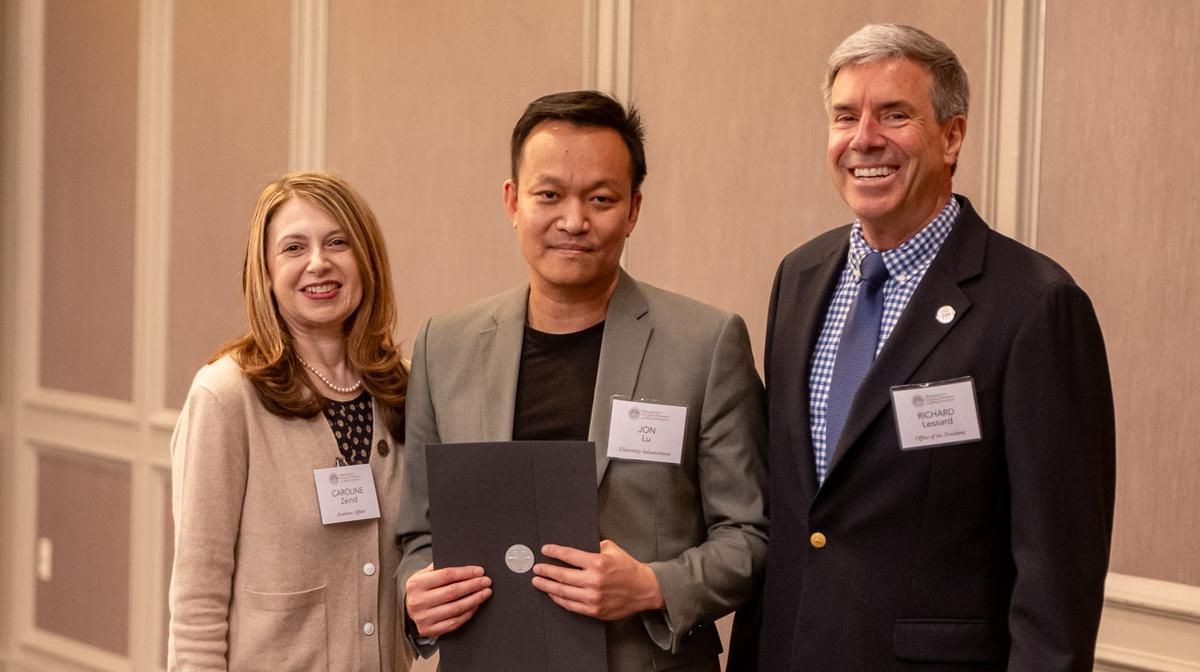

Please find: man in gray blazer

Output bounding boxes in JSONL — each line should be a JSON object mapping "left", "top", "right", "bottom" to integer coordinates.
{"left": 395, "top": 90, "right": 768, "bottom": 672}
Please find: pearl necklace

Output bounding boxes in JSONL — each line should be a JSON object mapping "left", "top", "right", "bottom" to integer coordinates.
{"left": 296, "top": 355, "right": 362, "bottom": 394}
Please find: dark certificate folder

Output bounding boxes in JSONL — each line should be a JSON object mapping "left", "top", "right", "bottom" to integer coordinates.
{"left": 426, "top": 441, "right": 607, "bottom": 672}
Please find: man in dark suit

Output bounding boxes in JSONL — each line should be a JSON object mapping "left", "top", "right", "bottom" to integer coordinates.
{"left": 732, "top": 24, "right": 1115, "bottom": 671}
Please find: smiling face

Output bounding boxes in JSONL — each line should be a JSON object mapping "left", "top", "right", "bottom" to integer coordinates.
{"left": 503, "top": 120, "right": 642, "bottom": 302}
{"left": 265, "top": 197, "right": 363, "bottom": 340}
{"left": 827, "top": 58, "right": 965, "bottom": 246}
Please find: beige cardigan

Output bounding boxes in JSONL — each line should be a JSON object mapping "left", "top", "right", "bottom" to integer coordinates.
{"left": 169, "top": 356, "right": 411, "bottom": 672}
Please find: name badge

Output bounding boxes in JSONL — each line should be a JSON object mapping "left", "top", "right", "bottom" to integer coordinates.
{"left": 890, "top": 377, "right": 982, "bottom": 450}
{"left": 313, "top": 463, "right": 381, "bottom": 525}
{"left": 607, "top": 398, "right": 687, "bottom": 464}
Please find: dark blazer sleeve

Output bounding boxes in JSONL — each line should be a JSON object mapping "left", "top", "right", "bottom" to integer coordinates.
{"left": 1003, "top": 280, "right": 1115, "bottom": 670}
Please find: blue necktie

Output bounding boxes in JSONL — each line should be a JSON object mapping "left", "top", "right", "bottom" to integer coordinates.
{"left": 820, "top": 251, "right": 889, "bottom": 482}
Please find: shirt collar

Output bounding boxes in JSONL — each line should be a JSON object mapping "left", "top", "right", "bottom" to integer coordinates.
{"left": 847, "top": 196, "right": 960, "bottom": 284}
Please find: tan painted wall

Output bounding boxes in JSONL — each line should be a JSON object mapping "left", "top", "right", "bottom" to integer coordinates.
{"left": 165, "top": 0, "right": 292, "bottom": 408}
{"left": 1038, "top": 0, "right": 1200, "bottom": 586}
{"left": 40, "top": 0, "right": 138, "bottom": 401}
{"left": 628, "top": 0, "right": 989, "bottom": 359}
{"left": 325, "top": 0, "right": 585, "bottom": 353}
{"left": 34, "top": 452, "right": 132, "bottom": 655}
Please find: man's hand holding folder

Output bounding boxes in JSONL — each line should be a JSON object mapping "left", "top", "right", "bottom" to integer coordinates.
{"left": 404, "top": 564, "right": 493, "bottom": 638}
{"left": 531, "top": 540, "right": 665, "bottom": 620}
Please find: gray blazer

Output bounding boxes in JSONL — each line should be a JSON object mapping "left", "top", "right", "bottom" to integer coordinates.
{"left": 396, "top": 270, "right": 768, "bottom": 672}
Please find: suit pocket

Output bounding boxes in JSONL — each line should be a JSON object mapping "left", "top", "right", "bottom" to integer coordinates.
{"left": 893, "top": 619, "right": 1008, "bottom": 663}
{"left": 230, "top": 585, "right": 329, "bottom": 671}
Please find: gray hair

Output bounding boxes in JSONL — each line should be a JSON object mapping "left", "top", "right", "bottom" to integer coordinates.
{"left": 823, "top": 24, "right": 969, "bottom": 123}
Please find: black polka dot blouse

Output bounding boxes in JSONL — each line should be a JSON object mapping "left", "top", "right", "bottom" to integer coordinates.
{"left": 321, "top": 392, "right": 373, "bottom": 465}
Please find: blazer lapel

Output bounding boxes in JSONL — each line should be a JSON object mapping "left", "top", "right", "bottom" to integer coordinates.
{"left": 589, "top": 270, "right": 652, "bottom": 485}
{"left": 478, "top": 286, "right": 528, "bottom": 441}
{"left": 825, "top": 198, "right": 988, "bottom": 479}
{"left": 774, "top": 237, "right": 848, "bottom": 495}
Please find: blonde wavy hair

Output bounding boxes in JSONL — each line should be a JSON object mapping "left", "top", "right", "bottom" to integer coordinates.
{"left": 214, "top": 171, "right": 408, "bottom": 437}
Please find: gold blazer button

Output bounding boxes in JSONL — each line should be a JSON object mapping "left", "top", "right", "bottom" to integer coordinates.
{"left": 810, "top": 532, "right": 827, "bottom": 549}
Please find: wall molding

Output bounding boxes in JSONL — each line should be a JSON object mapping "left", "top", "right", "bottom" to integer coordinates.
{"left": 133, "top": 0, "right": 172, "bottom": 425}
{"left": 13, "top": 0, "right": 44, "bottom": 402}
{"left": 1097, "top": 646, "right": 1200, "bottom": 672}
{"left": 148, "top": 409, "right": 179, "bottom": 435}
{"left": 1106, "top": 573, "right": 1200, "bottom": 623}
{"left": 1, "top": 0, "right": 25, "bottom": 655}
{"left": 582, "top": 0, "right": 633, "bottom": 269}
{"left": 15, "top": 629, "right": 124, "bottom": 672}
{"left": 21, "top": 406, "right": 141, "bottom": 465}
{"left": 5, "top": 1, "right": 173, "bottom": 669}
{"left": 128, "top": 6, "right": 173, "bottom": 667}
{"left": 8, "top": 0, "right": 47, "bottom": 665}
{"left": 129, "top": 465, "right": 171, "bottom": 672}
{"left": 289, "top": 0, "right": 327, "bottom": 171}
{"left": 582, "top": 0, "right": 633, "bottom": 101}
{"left": 13, "top": 441, "right": 135, "bottom": 672}
{"left": 22, "top": 391, "right": 138, "bottom": 426}
{"left": 1096, "top": 573, "right": 1200, "bottom": 671}
{"left": 981, "top": 0, "right": 1045, "bottom": 246}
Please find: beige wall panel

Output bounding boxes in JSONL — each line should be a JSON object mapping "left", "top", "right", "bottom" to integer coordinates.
{"left": 326, "top": 0, "right": 585, "bottom": 350}
{"left": 40, "top": 0, "right": 139, "bottom": 399}
{"left": 34, "top": 451, "right": 131, "bottom": 655}
{"left": 166, "top": 0, "right": 291, "bottom": 407}
{"left": 1038, "top": 1, "right": 1200, "bottom": 587}
{"left": 629, "top": 1, "right": 989, "bottom": 361}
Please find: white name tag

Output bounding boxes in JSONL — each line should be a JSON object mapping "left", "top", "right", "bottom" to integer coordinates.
{"left": 313, "top": 463, "right": 381, "bottom": 525}
{"left": 606, "top": 398, "right": 687, "bottom": 464}
{"left": 890, "top": 377, "right": 983, "bottom": 450}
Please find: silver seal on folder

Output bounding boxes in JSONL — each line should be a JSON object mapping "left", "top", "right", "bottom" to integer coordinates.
{"left": 505, "top": 544, "right": 535, "bottom": 573}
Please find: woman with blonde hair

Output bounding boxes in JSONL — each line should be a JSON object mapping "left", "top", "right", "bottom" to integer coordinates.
{"left": 169, "top": 171, "right": 411, "bottom": 671}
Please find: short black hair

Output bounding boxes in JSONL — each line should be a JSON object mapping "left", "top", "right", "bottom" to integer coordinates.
{"left": 509, "top": 90, "right": 647, "bottom": 192}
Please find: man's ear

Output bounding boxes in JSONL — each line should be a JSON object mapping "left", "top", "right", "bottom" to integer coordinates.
{"left": 502, "top": 178, "right": 519, "bottom": 227}
{"left": 625, "top": 190, "right": 642, "bottom": 237}
{"left": 943, "top": 115, "right": 966, "bottom": 168}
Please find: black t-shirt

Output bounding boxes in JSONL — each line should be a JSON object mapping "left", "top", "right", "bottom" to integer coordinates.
{"left": 511, "top": 320, "right": 605, "bottom": 441}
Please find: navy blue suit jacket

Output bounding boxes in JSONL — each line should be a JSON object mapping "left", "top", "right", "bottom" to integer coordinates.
{"left": 731, "top": 196, "right": 1115, "bottom": 671}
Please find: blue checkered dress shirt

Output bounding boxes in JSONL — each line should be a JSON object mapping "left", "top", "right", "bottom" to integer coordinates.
{"left": 808, "top": 196, "right": 960, "bottom": 482}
